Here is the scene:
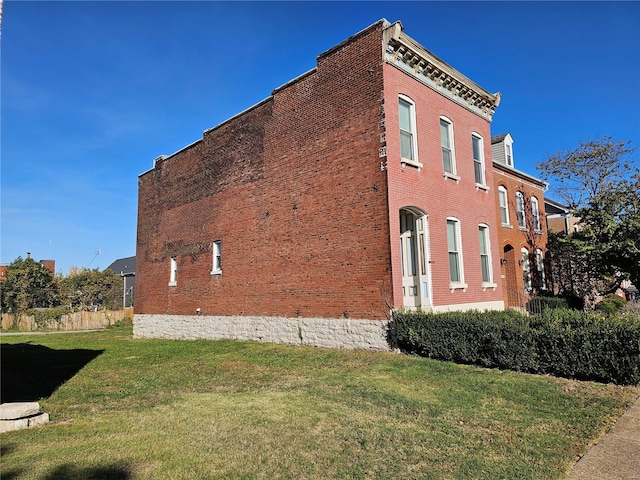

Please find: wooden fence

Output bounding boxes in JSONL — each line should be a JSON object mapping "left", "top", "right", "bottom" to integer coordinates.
{"left": 1, "top": 308, "right": 134, "bottom": 332}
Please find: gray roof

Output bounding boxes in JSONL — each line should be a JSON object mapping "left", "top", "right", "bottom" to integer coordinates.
{"left": 106, "top": 256, "right": 136, "bottom": 275}
{"left": 491, "top": 133, "right": 509, "bottom": 144}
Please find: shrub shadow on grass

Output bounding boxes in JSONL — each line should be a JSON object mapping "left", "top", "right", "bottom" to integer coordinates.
{"left": 0, "top": 343, "right": 104, "bottom": 402}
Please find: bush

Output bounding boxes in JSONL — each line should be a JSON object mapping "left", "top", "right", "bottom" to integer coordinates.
{"left": 389, "top": 309, "right": 538, "bottom": 372}
{"left": 388, "top": 308, "right": 640, "bottom": 385}
{"left": 595, "top": 295, "right": 627, "bottom": 316}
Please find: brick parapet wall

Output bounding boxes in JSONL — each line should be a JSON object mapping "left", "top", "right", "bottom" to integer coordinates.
{"left": 136, "top": 22, "right": 392, "bottom": 320}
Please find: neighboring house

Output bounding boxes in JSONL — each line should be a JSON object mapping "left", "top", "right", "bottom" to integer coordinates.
{"left": 135, "top": 19, "right": 505, "bottom": 349}
{"left": 106, "top": 256, "right": 135, "bottom": 307}
{"left": 491, "top": 134, "right": 548, "bottom": 310}
{"left": 0, "top": 254, "right": 55, "bottom": 280}
{"left": 545, "top": 197, "right": 581, "bottom": 234}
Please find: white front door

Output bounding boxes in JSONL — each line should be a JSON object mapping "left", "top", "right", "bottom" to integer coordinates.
{"left": 400, "top": 210, "right": 431, "bottom": 309}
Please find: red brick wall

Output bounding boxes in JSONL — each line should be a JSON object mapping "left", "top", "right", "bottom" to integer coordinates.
{"left": 382, "top": 63, "right": 504, "bottom": 309}
{"left": 492, "top": 165, "right": 548, "bottom": 305}
{"left": 136, "top": 22, "right": 393, "bottom": 319}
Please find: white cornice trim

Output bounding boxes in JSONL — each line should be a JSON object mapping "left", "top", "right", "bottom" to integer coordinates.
{"left": 383, "top": 22, "right": 500, "bottom": 121}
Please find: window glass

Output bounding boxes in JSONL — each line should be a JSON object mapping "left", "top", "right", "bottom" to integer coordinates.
{"left": 499, "top": 187, "right": 509, "bottom": 224}
{"left": 531, "top": 197, "right": 540, "bottom": 231}
{"left": 212, "top": 241, "right": 222, "bottom": 274}
{"left": 399, "top": 98, "right": 415, "bottom": 161}
{"left": 440, "top": 119, "right": 454, "bottom": 174}
{"left": 169, "top": 257, "right": 177, "bottom": 285}
{"left": 447, "top": 219, "right": 461, "bottom": 283}
{"left": 522, "top": 248, "right": 531, "bottom": 292}
{"left": 516, "top": 192, "right": 525, "bottom": 228}
{"left": 472, "top": 135, "right": 484, "bottom": 184}
{"left": 479, "top": 226, "right": 491, "bottom": 283}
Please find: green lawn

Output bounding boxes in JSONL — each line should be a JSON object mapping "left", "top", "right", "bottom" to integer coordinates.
{"left": 1, "top": 327, "right": 637, "bottom": 479}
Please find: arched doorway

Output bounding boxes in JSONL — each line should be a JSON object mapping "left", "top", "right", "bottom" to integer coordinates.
{"left": 399, "top": 208, "right": 432, "bottom": 309}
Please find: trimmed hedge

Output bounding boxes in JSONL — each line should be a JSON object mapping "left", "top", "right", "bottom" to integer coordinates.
{"left": 388, "top": 308, "right": 640, "bottom": 385}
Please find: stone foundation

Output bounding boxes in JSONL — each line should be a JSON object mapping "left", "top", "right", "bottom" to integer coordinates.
{"left": 133, "top": 314, "right": 390, "bottom": 350}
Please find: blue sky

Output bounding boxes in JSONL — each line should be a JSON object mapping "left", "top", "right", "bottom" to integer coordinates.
{"left": 2, "top": 1, "right": 639, "bottom": 275}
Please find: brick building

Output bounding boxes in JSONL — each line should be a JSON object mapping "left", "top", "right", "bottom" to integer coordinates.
{"left": 491, "top": 134, "right": 548, "bottom": 309}
{"left": 135, "top": 19, "right": 505, "bottom": 348}
{"left": 545, "top": 197, "right": 580, "bottom": 234}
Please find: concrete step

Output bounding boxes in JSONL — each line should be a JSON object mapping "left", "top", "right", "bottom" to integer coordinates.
{"left": 0, "top": 402, "right": 40, "bottom": 420}
{"left": 0, "top": 403, "right": 50, "bottom": 433}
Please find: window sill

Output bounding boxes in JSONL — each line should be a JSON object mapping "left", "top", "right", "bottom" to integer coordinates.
{"left": 168, "top": 281, "right": 177, "bottom": 287}
{"left": 519, "top": 226, "right": 527, "bottom": 231}
{"left": 449, "top": 282, "right": 468, "bottom": 292}
{"left": 210, "top": 270, "right": 222, "bottom": 276}
{"left": 401, "top": 158, "right": 423, "bottom": 171}
{"left": 443, "top": 172, "right": 461, "bottom": 183}
{"left": 501, "top": 223, "right": 513, "bottom": 229}
{"left": 482, "top": 282, "right": 498, "bottom": 291}
{"left": 475, "top": 183, "right": 490, "bottom": 192}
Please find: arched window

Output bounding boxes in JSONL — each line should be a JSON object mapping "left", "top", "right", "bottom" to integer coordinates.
{"left": 440, "top": 117, "right": 456, "bottom": 175}
{"left": 521, "top": 247, "right": 531, "bottom": 292}
{"left": 447, "top": 217, "right": 464, "bottom": 286}
{"left": 398, "top": 95, "right": 418, "bottom": 164}
{"left": 498, "top": 186, "right": 509, "bottom": 225}
{"left": 536, "top": 249, "right": 546, "bottom": 290}
{"left": 516, "top": 192, "right": 525, "bottom": 228}
{"left": 472, "top": 133, "right": 485, "bottom": 185}
{"left": 531, "top": 196, "right": 541, "bottom": 232}
{"left": 169, "top": 256, "right": 177, "bottom": 286}
{"left": 478, "top": 224, "right": 492, "bottom": 284}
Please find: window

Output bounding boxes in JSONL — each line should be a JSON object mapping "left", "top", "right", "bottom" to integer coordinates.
{"left": 498, "top": 186, "right": 509, "bottom": 225}
{"left": 536, "top": 249, "right": 546, "bottom": 290}
{"left": 211, "top": 241, "right": 222, "bottom": 275}
{"left": 398, "top": 96, "right": 418, "bottom": 164}
{"left": 478, "top": 225, "right": 492, "bottom": 284}
{"left": 505, "top": 143, "right": 513, "bottom": 167}
{"left": 521, "top": 248, "right": 531, "bottom": 292}
{"left": 516, "top": 192, "right": 525, "bottom": 228}
{"left": 440, "top": 117, "right": 455, "bottom": 175}
{"left": 169, "top": 257, "right": 177, "bottom": 286}
{"left": 472, "top": 134, "right": 485, "bottom": 185}
{"left": 447, "top": 218, "right": 464, "bottom": 285}
{"left": 531, "top": 197, "right": 541, "bottom": 232}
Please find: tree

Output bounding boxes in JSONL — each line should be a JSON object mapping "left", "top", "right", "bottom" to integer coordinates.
{"left": 58, "top": 267, "right": 124, "bottom": 311}
{"left": 1, "top": 257, "right": 59, "bottom": 313}
{"left": 537, "top": 137, "right": 639, "bottom": 306}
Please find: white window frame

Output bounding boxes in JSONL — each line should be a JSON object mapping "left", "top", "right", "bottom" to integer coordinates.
{"left": 398, "top": 95, "right": 421, "bottom": 169}
{"left": 211, "top": 240, "right": 222, "bottom": 275}
{"left": 536, "top": 248, "right": 546, "bottom": 290}
{"left": 472, "top": 133, "right": 486, "bottom": 187}
{"left": 531, "top": 196, "right": 541, "bottom": 232}
{"left": 516, "top": 192, "right": 526, "bottom": 229}
{"left": 447, "top": 217, "right": 467, "bottom": 290}
{"left": 521, "top": 247, "right": 531, "bottom": 292}
{"left": 440, "top": 117, "right": 458, "bottom": 180}
{"left": 169, "top": 256, "right": 177, "bottom": 286}
{"left": 478, "top": 224, "right": 495, "bottom": 288}
{"left": 505, "top": 142, "right": 513, "bottom": 167}
{"left": 498, "top": 186, "right": 510, "bottom": 226}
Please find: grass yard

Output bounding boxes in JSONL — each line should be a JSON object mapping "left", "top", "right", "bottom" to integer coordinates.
{"left": 1, "top": 327, "right": 638, "bottom": 480}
